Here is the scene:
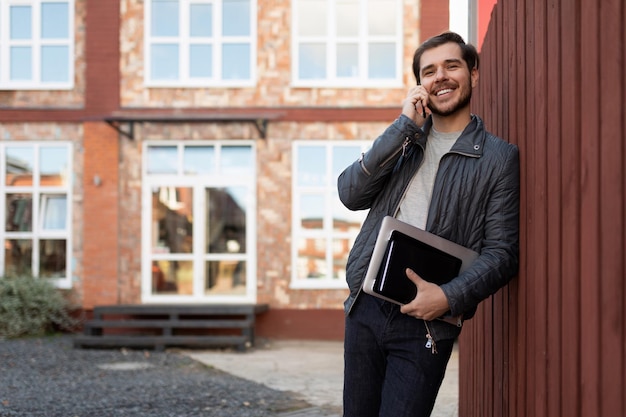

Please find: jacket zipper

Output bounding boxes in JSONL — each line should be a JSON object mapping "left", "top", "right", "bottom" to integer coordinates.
{"left": 424, "top": 321, "right": 438, "bottom": 354}
{"left": 378, "top": 136, "right": 412, "bottom": 169}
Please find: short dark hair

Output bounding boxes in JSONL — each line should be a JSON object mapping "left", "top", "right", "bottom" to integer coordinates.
{"left": 412, "top": 32, "right": 479, "bottom": 84}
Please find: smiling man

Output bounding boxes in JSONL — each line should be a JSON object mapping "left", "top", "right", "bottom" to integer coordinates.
{"left": 337, "top": 32, "right": 520, "bottom": 417}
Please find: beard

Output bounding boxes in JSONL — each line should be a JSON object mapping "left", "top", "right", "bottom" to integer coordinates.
{"left": 428, "top": 82, "right": 473, "bottom": 117}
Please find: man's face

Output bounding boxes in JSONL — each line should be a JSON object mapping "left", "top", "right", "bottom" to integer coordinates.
{"left": 419, "top": 42, "right": 478, "bottom": 117}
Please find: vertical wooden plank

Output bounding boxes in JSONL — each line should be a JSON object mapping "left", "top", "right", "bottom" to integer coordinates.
{"left": 545, "top": 1, "right": 562, "bottom": 416}
{"left": 531, "top": 0, "right": 549, "bottom": 415}
{"left": 623, "top": 3, "right": 626, "bottom": 414}
{"left": 599, "top": 1, "right": 625, "bottom": 416}
{"left": 560, "top": 0, "right": 582, "bottom": 416}
{"left": 514, "top": 0, "right": 528, "bottom": 416}
{"left": 492, "top": 4, "right": 506, "bottom": 415}
{"left": 523, "top": 1, "right": 537, "bottom": 416}
{"left": 503, "top": 0, "right": 519, "bottom": 415}
{"left": 579, "top": 0, "right": 601, "bottom": 416}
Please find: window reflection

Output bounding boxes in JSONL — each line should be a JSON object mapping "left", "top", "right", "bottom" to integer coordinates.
{"left": 205, "top": 260, "right": 246, "bottom": 295}
{"left": 221, "top": 146, "right": 252, "bottom": 174}
{"left": 41, "top": 3, "right": 69, "bottom": 38}
{"left": 151, "top": 0, "right": 179, "bottom": 36}
{"left": 297, "top": 145, "right": 326, "bottom": 186}
{"left": 40, "top": 194, "right": 67, "bottom": 230}
{"left": 222, "top": 0, "right": 250, "bottom": 36}
{"left": 206, "top": 187, "right": 246, "bottom": 253}
{"left": 39, "top": 239, "right": 66, "bottom": 279}
{"left": 10, "top": 6, "right": 32, "bottom": 40}
{"left": 6, "top": 147, "right": 34, "bottom": 186}
{"left": 296, "top": 237, "right": 327, "bottom": 279}
{"left": 184, "top": 146, "right": 215, "bottom": 174}
{"left": 152, "top": 186, "right": 193, "bottom": 254}
{"left": 152, "top": 260, "right": 193, "bottom": 295}
{"left": 4, "top": 240, "right": 32, "bottom": 277}
{"left": 40, "top": 146, "right": 69, "bottom": 186}
{"left": 6, "top": 194, "right": 32, "bottom": 232}
{"left": 147, "top": 146, "right": 178, "bottom": 174}
{"left": 300, "top": 194, "right": 324, "bottom": 229}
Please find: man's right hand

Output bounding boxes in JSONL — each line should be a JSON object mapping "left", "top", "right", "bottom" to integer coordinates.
{"left": 401, "top": 85, "right": 430, "bottom": 126}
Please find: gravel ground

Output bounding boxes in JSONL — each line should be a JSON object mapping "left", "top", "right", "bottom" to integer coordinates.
{"left": 0, "top": 335, "right": 311, "bottom": 417}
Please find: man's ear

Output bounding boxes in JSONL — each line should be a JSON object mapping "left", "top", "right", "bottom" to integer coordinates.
{"left": 471, "top": 67, "right": 479, "bottom": 88}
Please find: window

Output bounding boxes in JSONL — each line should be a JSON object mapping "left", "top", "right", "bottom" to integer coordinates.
{"left": 145, "top": 0, "right": 257, "bottom": 87}
{"left": 0, "top": 0, "right": 74, "bottom": 90}
{"left": 292, "top": 141, "right": 369, "bottom": 289}
{"left": 143, "top": 142, "right": 256, "bottom": 302}
{"left": 1, "top": 143, "right": 72, "bottom": 288}
{"left": 292, "top": 0, "right": 402, "bottom": 87}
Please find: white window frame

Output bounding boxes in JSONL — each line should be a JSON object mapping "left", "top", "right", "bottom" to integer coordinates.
{"left": 141, "top": 140, "right": 257, "bottom": 304}
{"left": 144, "top": 0, "right": 257, "bottom": 88}
{"left": 0, "top": 0, "right": 75, "bottom": 90}
{"left": 0, "top": 142, "right": 73, "bottom": 289}
{"left": 291, "top": 0, "right": 403, "bottom": 88}
{"left": 291, "top": 140, "right": 370, "bottom": 289}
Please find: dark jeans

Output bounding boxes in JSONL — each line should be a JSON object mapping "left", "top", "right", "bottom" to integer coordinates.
{"left": 343, "top": 293, "right": 455, "bottom": 417}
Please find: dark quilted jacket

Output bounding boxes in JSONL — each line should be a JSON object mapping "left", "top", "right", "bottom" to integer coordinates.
{"left": 337, "top": 114, "right": 520, "bottom": 341}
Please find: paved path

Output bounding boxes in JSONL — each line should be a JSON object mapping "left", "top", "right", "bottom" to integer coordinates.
{"left": 185, "top": 340, "right": 458, "bottom": 417}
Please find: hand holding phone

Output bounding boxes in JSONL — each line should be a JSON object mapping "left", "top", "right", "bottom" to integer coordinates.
{"left": 401, "top": 84, "right": 429, "bottom": 125}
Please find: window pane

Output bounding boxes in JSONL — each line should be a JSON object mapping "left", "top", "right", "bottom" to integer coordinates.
{"left": 223, "top": 0, "right": 250, "bottom": 36}
{"left": 336, "top": 0, "right": 359, "bottom": 37}
{"left": 332, "top": 145, "right": 361, "bottom": 179}
{"left": 6, "top": 194, "right": 33, "bottom": 232}
{"left": 190, "top": 4, "right": 212, "bottom": 37}
{"left": 41, "top": 195, "right": 67, "bottom": 230}
{"left": 190, "top": 44, "right": 212, "bottom": 78}
{"left": 296, "top": 237, "right": 327, "bottom": 279}
{"left": 152, "top": 186, "right": 193, "bottom": 254}
{"left": 40, "top": 146, "right": 69, "bottom": 186}
{"left": 222, "top": 43, "right": 250, "bottom": 80}
{"left": 151, "top": 44, "right": 179, "bottom": 80}
{"left": 297, "top": 145, "right": 326, "bottom": 186}
{"left": 368, "top": 43, "right": 395, "bottom": 79}
{"left": 332, "top": 238, "right": 349, "bottom": 279}
{"left": 205, "top": 260, "right": 246, "bottom": 295}
{"left": 368, "top": 0, "right": 396, "bottom": 36}
{"left": 337, "top": 44, "right": 358, "bottom": 77}
{"left": 41, "top": 3, "right": 69, "bottom": 38}
{"left": 300, "top": 194, "right": 324, "bottom": 229}
{"left": 10, "top": 47, "right": 32, "bottom": 81}
{"left": 332, "top": 193, "right": 364, "bottom": 231}
{"left": 297, "top": 0, "right": 326, "bottom": 36}
{"left": 147, "top": 146, "right": 178, "bottom": 174}
{"left": 299, "top": 43, "right": 326, "bottom": 79}
{"left": 10, "top": 6, "right": 32, "bottom": 40}
{"left": 183, "top": 146, "right": 216, "bottom": 174}
{"left": 41, "top": 46, "right": 70, "bottom": 82}
{"left": 6, "top": 147, "right": 34, "bottom": 186}
{"left": 39, "top": 239, "right": 66, "bottom": 279}
{"left": 152, "top": 260, "right": 193, "bottom": 295}
{"left": 221, "top": 146, "right": 252, "bottom": 174}
{"left": 152, "top": 0, "right": 179, "bottom": 36}
{"left": 5, "top": 240, "right": 32, "bottom": 277}
{"left": 206, "top": 187, "right": 246, "bottom": 253}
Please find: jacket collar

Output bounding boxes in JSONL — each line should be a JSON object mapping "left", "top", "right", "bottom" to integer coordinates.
{"left": 422, "top": 114, "right": 486, "bottom": 158}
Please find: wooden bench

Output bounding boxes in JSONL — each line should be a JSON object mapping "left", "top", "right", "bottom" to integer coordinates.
{"left": 73, "top": 304, "right": 268, "bottom": 351}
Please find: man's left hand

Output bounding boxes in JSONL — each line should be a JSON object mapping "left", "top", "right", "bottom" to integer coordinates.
{"left": 399, "top": 268, "right": 450, "bottom": 320}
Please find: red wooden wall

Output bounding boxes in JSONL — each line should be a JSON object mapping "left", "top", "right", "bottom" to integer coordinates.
{"left": 460, "top": 0, "right": 626, "bottom": 416}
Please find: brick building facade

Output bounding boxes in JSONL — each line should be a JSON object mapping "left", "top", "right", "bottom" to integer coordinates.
{"left": 0, "top": 0, "right": 452, "bottom": 339}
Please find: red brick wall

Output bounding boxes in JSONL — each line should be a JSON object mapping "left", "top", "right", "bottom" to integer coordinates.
{"left": 82, "top": 122, "right": 120, "bottom": 308}
{"left": 420, "top": 0, "right": 450, "bottom": 42}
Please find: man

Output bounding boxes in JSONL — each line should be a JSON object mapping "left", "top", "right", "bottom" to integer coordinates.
{"left": 337, "top": 32, "right": 520, "bottom": 417}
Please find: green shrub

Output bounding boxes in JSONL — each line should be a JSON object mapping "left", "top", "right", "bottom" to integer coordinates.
{"left": 0, "top": 275, "right": 82, "bottom": 339}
